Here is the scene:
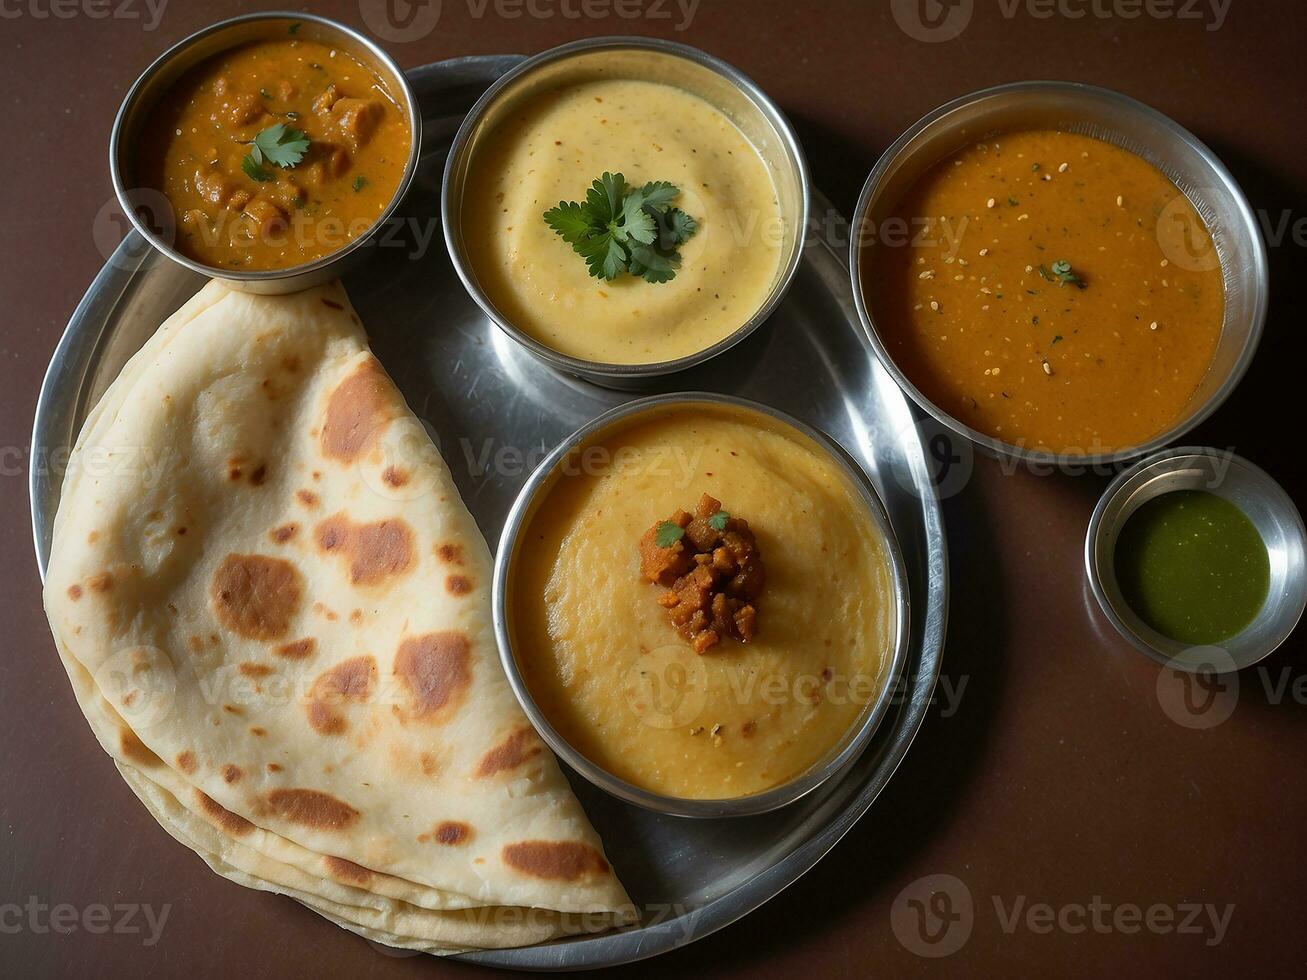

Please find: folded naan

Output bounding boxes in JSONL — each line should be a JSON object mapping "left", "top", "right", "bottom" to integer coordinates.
{"left": 43, "top": 280, "right": 632, "bottom": 953}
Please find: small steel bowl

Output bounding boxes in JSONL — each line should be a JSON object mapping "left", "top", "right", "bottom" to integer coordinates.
{"left": 1086, "top": 447, "right": 1306, "bottom": 671}
{"left": 850, "top": 81, "right": 1268, "bottom": 468}
{"left": 492, "top": 393, "right": 911, "bottom": 817}
{"left": 109, "top": 11, "right": 421, "bottom": 294}
{"left": 442, "top": 37, "right": 809, "bottom": 389}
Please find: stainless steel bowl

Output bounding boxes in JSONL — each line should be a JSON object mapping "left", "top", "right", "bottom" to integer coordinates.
{"left": 492, "top": 393, "right": 911, "bottom": 817}
{"left": 850, "top": 80, "right": 1268, "bottom": 467}
{"left": 1086, "top": 447, "right": 1305, "bottom": 671}
{"left": 109, "top": 11, "right": 421, "bottom": 294}
{"left": 442, "top": 37, "right": 809, "bottom": 389}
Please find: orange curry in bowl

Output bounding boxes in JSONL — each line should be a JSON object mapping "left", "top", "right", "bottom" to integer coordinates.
{"left": 864, "top": 129, "right": 1225, "bottom": 456}
{"left": 139, "top": 37, "right": 411, "bottom": 271}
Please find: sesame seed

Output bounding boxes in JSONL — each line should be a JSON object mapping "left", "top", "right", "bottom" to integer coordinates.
{"left": 1149, "top": 321, "right": 1159, "bottom": 330}
{"left": 979, "top": 248, "right": 989, "bottom": 256}
{"left": 1116, "top": 195, "right": 1124, "bottom": 207}
{"left": 918, "top": 269, "right": 935, "bottom": 280}
{"left": 930, "top": 300, "right": 940, "bottom": 312}
{"left": 987, "top": 198, "right": 996, "bottom": 209}
{"left": 1160, "top": 259, "right": 1169, "bottom": 267}
{"left": 1017, "top": 214, "right": 1029, "bottom": 221}
{"left": 1058, "top": 162, "right": 1069, "bottom": 173}
{"left": 1042, "top": 361, "right": 1053, "bottom": 375}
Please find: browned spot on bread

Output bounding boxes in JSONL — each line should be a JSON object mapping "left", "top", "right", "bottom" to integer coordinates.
{"left": 296, "top": 489, "right": 319, "bottom": 508}
{"left": 263, "top": 788, "right": 359, "bottom": 830}
{"left": 275, "top": 637, "right": 316, "bottom": 660}
{"left": 267, "top": 762, "right": 282, "bottom": 773}
{"left": 66, "top": 584, "right": 83, "bottom": 601}
{"left": 502, "top": 841, "right": 610, "bottom": 881}
{"left": 89, "top": 573, "right": 114, "bottom": 594}
{"left": 420, "top": 752, "right": 439, "bottom": 776}
{"left": 282, "top": 355, "right": 301, "bottom": 373}
{"left": 176, "top": 750, "right": 197, "bottom": 774}
{"left": 210, "top": 554, "right": 302, "bottom": 641}
{"left": 239, "top": 662, "right": 274, "bottom": 678}
{"left": 176, "top": 526, "right": 187, "bottom": 536}
{"left": 270, "top": 523, "right": 298, "bottom": 544}
{"left": 475, "top": 727, "right": 543, "bottom": 779}
{"left": 349, "top": 609, "right": 363, "bottom": 624}
{"left": 306, "top": 655, "right": 377, "bottom": 735}
{"left": 250, "top": 464, "right": 267, "bottom": 486}
{"left": 382, "top": 465, "right": 409, "bottom": 487}
{"left": 393, "top": 632, "right": 472, "bottom": 724}
{"left": 322, "top": 298, "right": 344, "bottom": 311}
{"left": 222, "top": 764, "right": 243, "bottom": 783}
{"left": 321, "top": 358, "right": 394, "bottom": 463}
{"left": 445, "top": 574, "right": 472, "bottom": 596}
{"left": 122, "top": 691, "right": 138, "bottom": 707}
{"left": 87, "top": 530, "right": 100, "bottom": 544}
{"left": 195, "top": 790, "right": 254, "bottom": 836}
{"left": 420, "top": 821, "right": 473, "bottom": 845}
{"left": 118, "top": 729, "right": 158, "bottom": 766}
{"left": 436, "top": 543, "right": 463, "bottom": 565}
{"left": 314, "top": 513, "right": 415, "bottom": 586}
{"left": 324, "top": 855, "right": 372, "bottom": 883}
{"left": 250, "top": 726, "right": 266, "bottom": 737}
{"left": 222, "top": 704, "right": 244, "bottom": 716}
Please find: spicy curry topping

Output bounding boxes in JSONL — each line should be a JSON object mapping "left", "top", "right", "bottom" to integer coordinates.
{"left": 639, "top": 494, "right": 765, "bottom": 653}
{"left": 140, "top": 37, "right": 410, "bottom": 271}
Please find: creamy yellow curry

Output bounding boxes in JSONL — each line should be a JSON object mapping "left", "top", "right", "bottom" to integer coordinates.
{"left": 140, "top": 37, "right": 410, "bottom": 270}
{"left": 463, "top": 77, "right": 784, "bottom": 364}
{"left": 865, "top": 129, "right": 1224, "bottom": 454}
{"left": 510, "top": 405, "right": 898, "bottom": 800}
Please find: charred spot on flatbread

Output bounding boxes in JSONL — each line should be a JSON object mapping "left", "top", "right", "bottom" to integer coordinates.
{"left": 195, "top": 790, "right": 254, "bottom": 836}
{"left": 321, "top": 358, "right": 395, "bottom": 463}
{"left": 475, "top": 727, "right": 543, "bottom": 779}
{"left": 210, "top": 554, "right": 303, "bottom": 640}
{"left": 263, "top": 788, "right": 359, "bottom": 830}
{"left": 419, "top": 821, "right": 473, "bottom": 846}
{"left": 323, "top": 855, "right": 373, "bottom": 884}
{"left": 501, "top": 841, "right": 610, "bottom": 882}
{"left": 306, "top": 655, "right": 377, "bottom": 735}
{"left": 275, "top": 637, "right": 316, "bottom": 660}
{"left": 445, "top": 574, "right": 472, "bottom": 596}
{"left": 392, "top": 632, "right": 472, "bottom": 724}
{"left": 314, "top": 513, "right": 415, "bottom": 586}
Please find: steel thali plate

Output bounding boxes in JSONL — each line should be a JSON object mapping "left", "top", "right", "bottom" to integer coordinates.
{"left": 30, "top": 55, "right": 947, "bottom": 971}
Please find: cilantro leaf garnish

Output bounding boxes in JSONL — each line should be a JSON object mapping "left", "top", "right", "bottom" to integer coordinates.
{"left": 1037, "top": 261, "right": 1087, "bottom": 289}
{"left": 252, "top": 123, "right": 310, "bottom": 168}
{"left": 707, "top": 510, "right": 730, "bottom": 532}
{"left": 542, "top": 172, "right": 698, "bottom": 284}
{"left": 654, "top": 521, "right": 686, "bottom": 548}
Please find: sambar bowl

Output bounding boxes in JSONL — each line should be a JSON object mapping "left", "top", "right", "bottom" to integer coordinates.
{"left": 1085, "top": 447, "right": 1305, "bottom": 671}
{"left": 491, "top": 393, "right": 911, "bottom": 818}
{"left": 109, "top": 11, "right": 421, "bottom": 294}
{"left": 442, "top": 37, "right": 809, "bottom": 390}
{"left": 849, "top": 80, "right": 1268, "bottom": 469}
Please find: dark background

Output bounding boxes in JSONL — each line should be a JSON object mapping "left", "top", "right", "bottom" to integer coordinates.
{"left": 3, "top": 0, "right": 1305, "bottom": 976}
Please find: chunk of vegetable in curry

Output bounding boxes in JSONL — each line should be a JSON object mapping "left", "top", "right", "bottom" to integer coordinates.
{"left": 140, "top": 39, "right": 410, "bottom": 270}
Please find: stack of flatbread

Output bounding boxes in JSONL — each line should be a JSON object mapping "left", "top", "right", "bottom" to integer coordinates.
{"left": 42, "top": 281, "right": 632, "bottom": 954}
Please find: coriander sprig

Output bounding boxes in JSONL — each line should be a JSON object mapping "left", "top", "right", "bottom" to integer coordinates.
{"left": 241, "top": 123, "right": 311, "bottom": 182}
{"left": 543, "top": 172, "right": 698, "bottom": 284}
{"left": 1038, "top": 259, "right": 1088, "bottom": 289}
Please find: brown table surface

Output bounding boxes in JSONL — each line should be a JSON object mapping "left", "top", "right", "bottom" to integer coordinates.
{"left": 4, "top": 1, "right": 1305, "bottom": 976}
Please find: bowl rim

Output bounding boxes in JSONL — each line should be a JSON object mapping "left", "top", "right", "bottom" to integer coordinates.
{"left": 108, "top": 10, "right": 423, "bottom": 284}
{"left": 491, "top": 391, "right": 913, "bottom": 818}
{"left": 1084, "top": 445, "right": 1307, "bottom": 670}
{"left": 440, "top": 35, "right": 811, "bottom": 381}
{"left": 848, "top": 79, "right": 1269, "bottom": 468}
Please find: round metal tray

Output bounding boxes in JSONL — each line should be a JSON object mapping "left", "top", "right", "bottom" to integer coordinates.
{"left": 30, "top": 56, "right": 947, "bottom": 971}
